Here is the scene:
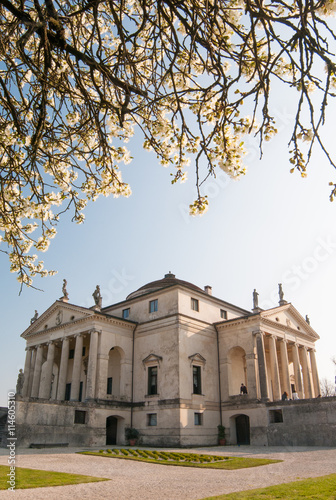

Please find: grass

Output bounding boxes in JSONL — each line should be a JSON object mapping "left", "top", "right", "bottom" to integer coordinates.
{"left": 79, "top": 449, "right": 281, "bottom": 470}
{"left": 202, "top": 474, "right": 336, "bottom": 499}
{"left": 0, "top": 465, "right": 109, "bottom": 490}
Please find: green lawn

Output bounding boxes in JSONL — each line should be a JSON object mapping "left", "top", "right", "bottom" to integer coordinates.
{"left": 80, "top": 449, "right": 281, "bottom": 470}
{"left": 0, "top": 465, "right": 109, "bottom": 490}
{"left": 202, "top": 474, "right": 336, "bottom": 499}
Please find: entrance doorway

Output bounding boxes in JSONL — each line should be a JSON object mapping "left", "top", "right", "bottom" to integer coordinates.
{"left": 236, "top": 414, "right": 250, "bottom": 445}
{"left": 106, "top": 416, "right": 118, "bottom": 445}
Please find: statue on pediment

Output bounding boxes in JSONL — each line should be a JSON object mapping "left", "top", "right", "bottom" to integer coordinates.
{"left": 30, "top": 310, "right": 38, "bottom": 324}
{"left": 92, "top": 285, "right": 102, "bottom": 308}
{"left": 62, "top": 279, "right": 69, "bottom": 299}
{"left": 16, "top": 369, "right": 24, "bottom": 395}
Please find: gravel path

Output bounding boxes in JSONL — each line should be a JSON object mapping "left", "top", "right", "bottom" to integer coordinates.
{"left": 0, "top": 446, "right": 335, "bottom": 499}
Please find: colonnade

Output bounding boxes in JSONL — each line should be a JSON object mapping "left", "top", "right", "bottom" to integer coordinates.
{"left": 253, "top": 331, "right": 320, "bottom": 400}
{"left": 21, "top": 330, "right": 99, "bottom": 402}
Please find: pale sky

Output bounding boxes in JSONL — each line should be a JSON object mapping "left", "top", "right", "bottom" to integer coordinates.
{"left": 1, "top": 87, "right": 336, "bottom": 406}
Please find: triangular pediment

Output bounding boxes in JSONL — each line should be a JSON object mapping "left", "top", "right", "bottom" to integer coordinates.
{"left": 260, "top": 303, "right": 319, "bottom": 340}
{"left": 21, "top": 300, "right": 95, "bottom": 338}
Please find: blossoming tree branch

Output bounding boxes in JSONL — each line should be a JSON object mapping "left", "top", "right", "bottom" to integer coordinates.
{"left": 1, "top": 0, "right": 336, "bottom": 286}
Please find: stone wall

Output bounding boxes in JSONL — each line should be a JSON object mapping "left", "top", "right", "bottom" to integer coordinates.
{"left": 222, "top": 396, "right": 336, "bottom": 447}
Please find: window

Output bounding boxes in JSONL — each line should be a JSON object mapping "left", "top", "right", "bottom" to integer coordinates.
{"left": 191, "top": 298, "right": 199, "bottom": 311}
{"left": 82, "top": 346, "right": 86, "bottom": 356}
{"left": 107, "top": 377, "right": 113, "bottom": 395}
{"left": 194, "top": 412, "right": 203, "bottom": 425}
{"left": 148, "top": 366, "right": 158, "bottom": 395}
{"left": 122, "top": 308, "right": 130, "bottom": 319}
{"left": 220, "top": 309, "right": 227, "bottom": 319}
{"left": 65, "top": 383, "right": 71, "bottom": 401}
{"left": 74, "top": 410, "right": 86, "bottom": 424}
{"left": 149, "top": 299, "right": 158, "bottom": 313}
{"left": 69, "top": 349, "right": 74, "bottom": 359}
{"left": 193, "top": 365, "right": 202, "bottom": 394}
{"left": 269, "top": 409, "right": 283, "bottom": 423}
{"left": 79, "top": 381, "right": 83, "bottom": 402}
{"left": 147, "top": 413, "right": 157, "bottom": 426}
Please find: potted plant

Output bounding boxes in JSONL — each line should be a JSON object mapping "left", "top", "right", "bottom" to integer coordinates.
{"left": 125, "top": 427, "right": 139, "bottom": 446}
{"left": 217, "top": 424, "right": 226, "bottom": 445}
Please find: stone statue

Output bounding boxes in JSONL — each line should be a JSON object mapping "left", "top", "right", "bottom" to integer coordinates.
{"left": 16, "top": 369, "right": 24, "bottom": 395}
{"left": 253, "top": 289, "right": 259, "bottom": 309}
{"left": 92, "top": 285, "right": 102, "bottom": 308}
{"left": 305, "top": 315, "right": 310, "bottom": 325}
{"left": 278, "top": 283, "right": 284, "bottom": 301}
{"left": 30, "top": 310, "right": 38, "bottom": 324}
{"left": 55, "top": 310, "right": 63, "bottom": 326}
{"left": 62, "top": 279, "right": 69, "bottom": 299}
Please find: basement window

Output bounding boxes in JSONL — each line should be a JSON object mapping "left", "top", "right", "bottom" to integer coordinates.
{"left": 269, "top": 409, "right": 283, "bottom": 423}
{"left": 74, "top": 410, "right": 86, "bottom": 424}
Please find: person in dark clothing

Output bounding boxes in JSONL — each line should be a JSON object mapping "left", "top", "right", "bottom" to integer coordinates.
{"left": 240, "top": 383, "right": 248, "bottom": 394}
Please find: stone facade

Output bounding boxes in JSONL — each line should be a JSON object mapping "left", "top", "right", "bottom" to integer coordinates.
{"left": 14, "top": 272, "right": 335, "bottom": 448}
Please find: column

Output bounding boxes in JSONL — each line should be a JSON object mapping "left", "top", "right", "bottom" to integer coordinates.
{"left": 70, "top": 334, "right": 83, "bottom": 401}
{"left": 245, "top": 352, "right": 258, "bottom": 399}
{"left": 96, "top": 353, "right": 109, "bottom": 399}
{"left": 268, "top": 335, "right": 281, "bottom": 400}
{"left": 28, "top": 348, "right": 36, "bottom": 397}
{"left": 85, "top": 330, "right": 99, "bottom": 400}
{"left": 309, "top": 349, "right": 321, "bottom": 397}
{"left": 254, "top": 331, "right": 269, "bottom": 400}
{"left": 39, "top": 341, "right": 55, "bottom": 399}
{"left": 300, "top": 346, "right": 313, "bottom": 399}
{"left": 219, "top": 358, "right": 231, "bottom": 401}
{"left": 21, "top": 347, "right": 32, "bottom": 397}
{"left": 291, "top": 343, "right": 303, "bottom": 398}
{"left": 56, "top": 338, "right": 70, "bottom": 401}
{"left": 279, "top": 339, "right": 291, "bottom": 397}
{"left": 31, "top": 344, "right": 44, "bottom": 398}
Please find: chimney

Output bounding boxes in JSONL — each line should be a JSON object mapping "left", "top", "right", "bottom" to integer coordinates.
{"left": 204, "top": 285, "right": 212, "bottom": 295}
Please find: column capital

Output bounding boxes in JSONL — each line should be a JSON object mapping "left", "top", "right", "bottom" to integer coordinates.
{"left": 278, "top": 337, "right": 288, "bottom": 344}
{"left": 89, "top": 329, "right": 100, "bottom": 335}
{"left": 25, "top": 346, "right": 33, "bottom": 352}
{"left": 252, "top": 329, "right": 265, "bottom": 337}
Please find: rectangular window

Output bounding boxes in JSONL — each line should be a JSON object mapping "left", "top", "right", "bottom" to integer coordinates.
{"left": 82, "top": 346, "right": 86, "bottom": 357}
{"left": 74, "top": 410, "right": 86, "bottom": 424}
{"left": 193, "top": 365, "right": 202, "bottom": 394}
{"left": 65, "top": 383, "right": 71, "bottom": 401}
{"left": 220, "top": 309, "right": 227, "bottom": 319}
{"left": 269, "top": 409, "right": 283, "bottom": 423}
{"left": 149, "top": 299, "right": 158, "bottom": 313}
{"left": 69, "top": 349, "right": 74, "bottom": 360}
{"left": 191, "top": 298, "right": 199, "bottom": 311}
{"left": 194, "top": 412, "right": 203, "bottom": 426}
{"left": 147, "top": 413, "right": 157, "bottom": 426}
{"left": 79, "top": 381, "right": 83, "bottom": 402}
{"left": 122, "top": 308, "right": 130, "bottom": 319}
{"left": 148, "top": 366, "right": 158, "bottom": 395}
{"left": 107, "top": 377, "right": 113, "bottom": 395}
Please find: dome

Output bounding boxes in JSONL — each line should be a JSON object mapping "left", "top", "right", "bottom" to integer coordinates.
{"left": 126, "top": 272, "right": 203, "bottom": 300}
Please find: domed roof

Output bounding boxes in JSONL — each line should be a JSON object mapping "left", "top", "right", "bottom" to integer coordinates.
{"left": 126, "top": 272, "right": 203, "bottom": 300}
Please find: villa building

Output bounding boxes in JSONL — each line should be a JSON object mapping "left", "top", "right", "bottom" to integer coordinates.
{"left": 14, "top": 273, "right": 335, "bottom": 448}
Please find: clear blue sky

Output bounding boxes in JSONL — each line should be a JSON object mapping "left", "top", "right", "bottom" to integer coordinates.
{"left": 1, "top": 90, "right": 336, "bottom": 406}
